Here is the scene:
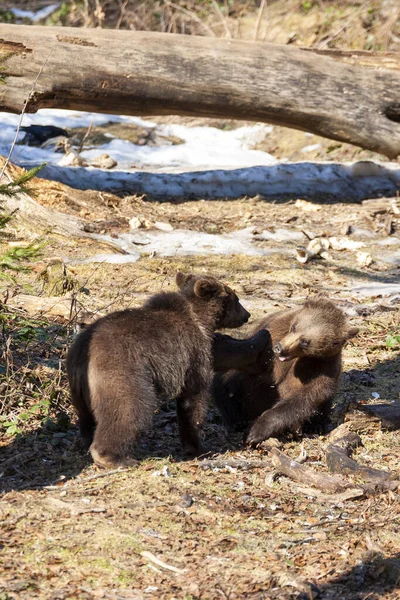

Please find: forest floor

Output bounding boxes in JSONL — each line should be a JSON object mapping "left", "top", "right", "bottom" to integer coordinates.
{"left": 1, "top": 1, "right": 400, "bottom": 598}
{"left": 1, "top": 164, "right": 400, "bottom": 599}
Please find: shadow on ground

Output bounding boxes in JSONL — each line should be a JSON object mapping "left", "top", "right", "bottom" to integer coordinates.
{"left": 298, "top": 551, "right": 400, "bottom": 600}
{"left": 1, "top": 325, "right": 398, "bottom": 493}
{"left": 0, "top": 403, "right": 240, "bottom": 494}
{"left": 35, "top": 162, "right": 400, "bottom": 202}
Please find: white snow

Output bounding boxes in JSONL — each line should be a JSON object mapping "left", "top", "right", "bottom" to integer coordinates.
{"left": 0, "top": 110, "right": 276, "bottom": 171}
{"left": 10, "top": 4, "right": 60, "bottom": 22}
{"left": 350, "top": 283, "right": 400, "bottom": 297}
{"left": 116, "top": 229, "right": 283, "bottom": 257}
{"left": 301, "top": 143, "right": 322, "bottom": 153}
{"left": 0, "top": 108, "right": 399, "bottom": 200}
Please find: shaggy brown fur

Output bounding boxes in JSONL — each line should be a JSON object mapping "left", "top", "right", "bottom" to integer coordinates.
{"left": 67, "top": 273, "right": 250, "bottom": 467}
{"left": 213, "top": 298, "right": 359, "bottom": 446}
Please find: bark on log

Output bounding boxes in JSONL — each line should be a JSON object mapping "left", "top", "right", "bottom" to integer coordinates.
{"left": 270, "top": 448, "right": 352, "bottom": 493}
{"left": 356, "top": 403, "right": 400, "bottom": 430}
{"left": 0, "top": 159, "right": 131, "bottom": 253}
{"left": 1, "top": 25, "right": 400, "bottom": 157}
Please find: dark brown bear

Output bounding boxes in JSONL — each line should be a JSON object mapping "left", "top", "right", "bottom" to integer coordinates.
{"left": 66, "top": 272, "right": 250, "bottom": 467}
{"left": 212, "top": 330, "right": 272, "bottom": 373}
{"left": 213, "top": 298, "right": 359, "bottom": 446}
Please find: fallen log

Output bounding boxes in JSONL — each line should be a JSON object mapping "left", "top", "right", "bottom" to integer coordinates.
{"left": 356, "top": 402, "right": 400, "bottom": 431}
{"left": 270, "top": 448, "right": 353, "bottom": 493}
{"left": 0, "top": 159, "right": 137, "bottom": 255}
{"left": 1, "top": 25, "right": 400, "bottom": 157}
{"left": 271, "top": 446, "right": 399, "bottom": 497}
{"left": 326, "top": 433, "right": 398, "bottom": 486}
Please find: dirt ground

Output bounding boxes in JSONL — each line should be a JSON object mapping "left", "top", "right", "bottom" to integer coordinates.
{"left": 1, "top": 1, "right": 400, "bottom": 597}
{"left": 1, "top": 165, "right": 400, "bottom": 599}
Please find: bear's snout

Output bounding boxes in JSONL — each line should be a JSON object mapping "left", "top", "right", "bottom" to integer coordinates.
{"left": 273, "top": 340, "right": 296, "bottom": 361}
{"left": 242, "top": 308, "right": 251, "bottom": 323}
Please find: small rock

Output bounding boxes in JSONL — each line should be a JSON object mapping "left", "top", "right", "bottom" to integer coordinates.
{"left": 129, "top": 216, "right": 141, "bottom": 230}
{"left": 90, "top": 153, "right": 117, "bottom": 169}
{"left": 357, "top": 251, "right": 373, "bottom": 267}
{"left": 294, "top": 199, "right": 321, "bottom": 212}
{"left": 154, "top": 221, "right": 174, "bottom": 232}
{"left": 58, "top": 150, "right": 88, "bottom": 167}
{"left": 179, "top": 493, "right": 194, "bottom": 508}
{"left": 129, "top": 216, "right": 151, "bottom": 230}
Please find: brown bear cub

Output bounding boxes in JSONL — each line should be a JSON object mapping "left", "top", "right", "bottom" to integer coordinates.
{"left": 67, "top": 273, "right": 250, "bottom": 468}
{"left": 214, "top": 298, "right": 359, "bottom": 446}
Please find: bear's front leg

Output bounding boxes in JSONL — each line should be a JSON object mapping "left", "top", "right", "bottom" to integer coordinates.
{"left": 245, "top": 398, "right": 306, "bottom": 447}
{"left": 244, "top": 409, "right": 284, "bottom": 447}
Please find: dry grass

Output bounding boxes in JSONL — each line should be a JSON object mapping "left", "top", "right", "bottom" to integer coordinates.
{"left": 1, "top": 0, "right": 400, "bottom": 51}
{"left": 1, "top": 177, "right": 400, "bottom": 597}
{"left": 0, "top": 2, "right": 400, "bottom": 597}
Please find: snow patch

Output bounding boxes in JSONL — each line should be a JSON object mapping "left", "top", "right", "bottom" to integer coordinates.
{"left": 0, "top": 109, "right": 399, "bottom": 200}
{"left": 10, "top": 4, "right": 60, "bottom": 22}
{"left": 351, "top": 283, "right": 400, "bottom": 297}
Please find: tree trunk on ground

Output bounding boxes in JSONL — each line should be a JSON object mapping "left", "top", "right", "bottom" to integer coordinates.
{"left": 0, "top": 25, "right": 400, "bottom": 157}
{"left": 356, "top": 403, "right": 400, "bottom": 430}
{"left": 325, "top": 432, "right": 400, "bottom": 493}
{"left": 0, "top": 160, "right": 125, "bottom": 251}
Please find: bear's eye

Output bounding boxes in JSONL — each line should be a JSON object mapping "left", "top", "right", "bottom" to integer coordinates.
{"left": 290, "top": 323, "right": 296, "bottom": 333}
{"left": 300, "top": 338, "right": 309, "bottom": 348}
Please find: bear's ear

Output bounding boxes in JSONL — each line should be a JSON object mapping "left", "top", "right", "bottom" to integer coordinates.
{"left": 176, "top": 272, "right": 192, "bottom": 289}
{"left": 346, "top": 326, "right": 359, "bottom": 339}
{"left": 194, "top": 278, "right": 224, "bottom": 298}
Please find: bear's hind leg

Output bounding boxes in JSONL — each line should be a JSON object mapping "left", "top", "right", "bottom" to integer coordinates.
{"left": 89, "top": 375, "right": 155, "bottom": 468}
{"left": 76, "top": 406, "right": 96, "bottom": 450}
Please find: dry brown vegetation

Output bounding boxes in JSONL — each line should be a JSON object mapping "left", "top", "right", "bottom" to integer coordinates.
{"left": 1, "top": 172, "right": 400, "bottom": 598}
{"left": 2, "top": 0, "right": 400, "bottom": 52}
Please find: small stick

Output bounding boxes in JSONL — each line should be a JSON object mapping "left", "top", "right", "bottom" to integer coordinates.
{"left": 163, "top": 0, "right": 216, "bottom": 37}
{"left": 140, "top": 551, "right": 187, "bottom": 575}
{"left": 210, "top": 0, "right": 232, "bottom": 38}
{"left": 295, "top": 485, "right": 365, "bottom": 502}
{"left": 74, "top": 467, "right": 128, "bottom": 484}
{"left": 253, "top": 0, "right": 267, "bottom": 41}
{"left": 200, "top": 458, "right": 267, "bottom": 471}
{"left": 270, "top": 448, "right": 350, "bottom": 493}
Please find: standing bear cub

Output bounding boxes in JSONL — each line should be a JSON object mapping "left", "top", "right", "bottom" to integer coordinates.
{"left": 214, "top": 298, "right": 359, "bottom": 446}
{"left": 67, "top": 272, "right": 250, "bottom": 468}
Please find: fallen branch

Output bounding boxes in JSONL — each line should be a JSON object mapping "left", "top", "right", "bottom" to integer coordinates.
{"left": 1, "top": 24, "right": 400, "bottom": 156}
{"left": 325, "top": 433, "right": 397, "bottom": 483}
{"left": 200, "top": 458, "right": 267, "bottom": 471}
{"left": 141, "top": 551, "right": 187, "bottom": 575}
{"left": 270, "top": 448, "right": 350, "bottom": 493}
{"left": 6, "top": 293, "right": 95, "bottom": 323}
{"left": 356, "top": 402, "right": 400, "bottom": 431}
{"left": 44, "top": 497, "right": 107, "bottom": 515}
{"left": 294, "top": 485, "right": 364, "bottom": 502}
{"left": 0, "top": 159, "right": 134, "bottom": 255}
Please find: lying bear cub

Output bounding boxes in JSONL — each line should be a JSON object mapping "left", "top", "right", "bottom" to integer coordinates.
{"left": 214, "top": 297, "right": 359, "bottom": 446}
{"left": 67, "top": 272, "right": 253, "bottom": 468}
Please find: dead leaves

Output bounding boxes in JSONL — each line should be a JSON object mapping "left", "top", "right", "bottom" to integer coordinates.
{"left": 44, "top": 496, "right": 107, "bottom": 515}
